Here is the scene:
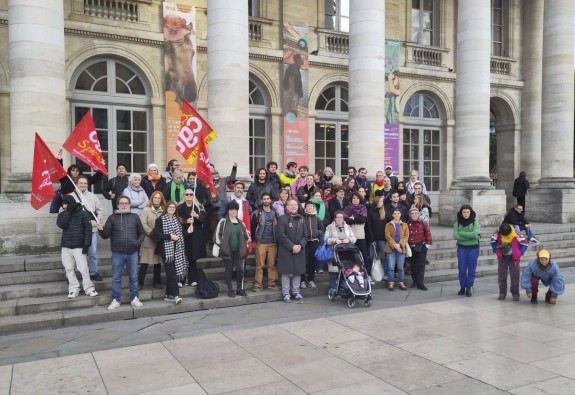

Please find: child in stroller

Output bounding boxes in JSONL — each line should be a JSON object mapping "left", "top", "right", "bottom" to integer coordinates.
{"left": 344, "top": 263, "right": 366, "bottom": 289}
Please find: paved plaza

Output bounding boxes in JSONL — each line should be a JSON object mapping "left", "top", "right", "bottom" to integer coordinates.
{"left": 0, "top": 269, "right": 574, "bottom": 394}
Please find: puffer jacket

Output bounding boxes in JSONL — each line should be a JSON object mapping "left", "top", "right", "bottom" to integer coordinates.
{"left": 57, "top": 204, "right": 92, "bottom": 249}
{"left": 98, "top": 212, "right": 145, "bottom": 254}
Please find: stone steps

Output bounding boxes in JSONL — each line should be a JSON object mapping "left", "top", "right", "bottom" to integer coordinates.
{"left": 0, "top": 223, "right": 573, "bottom": 334}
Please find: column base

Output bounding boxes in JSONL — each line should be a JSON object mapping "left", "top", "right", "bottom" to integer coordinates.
{"left": 3, "top": 173, "right": 32, "bottom": 196}
{"left": 526, "top": 186, "right": 575, "bottom": 223}
{"left": 450, "top": 176, "right": 495, "bottom": 190}
{"left": 438, "top": 189, "right": 506, "bottom": 227}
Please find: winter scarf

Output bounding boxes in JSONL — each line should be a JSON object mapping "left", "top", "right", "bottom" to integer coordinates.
{"left": 170, "top": 180, "right": 184, "bottom": 202}
{"left": 374, "top": 179, "right": 384, "bottom": 187}
{"left": 457, "top": 208, "right": 477, "bottom": 227}
{"left": 161, "top": 214, "right": 187, "bottom": 276}
{"left": 343, "top": 202, "right": 367, "bottom": 218}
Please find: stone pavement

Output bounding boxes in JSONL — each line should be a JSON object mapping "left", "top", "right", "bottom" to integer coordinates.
{"left": 0, "top": 269, "right": 574, "bottom": 394}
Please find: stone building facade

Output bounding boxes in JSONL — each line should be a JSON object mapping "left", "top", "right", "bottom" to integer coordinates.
{"left": 0, "top": 0, "right": 573, "bottom": 254}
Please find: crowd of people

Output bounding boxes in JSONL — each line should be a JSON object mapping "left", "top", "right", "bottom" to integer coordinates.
{"left": 54, "top": 160, "right": 565, "bottom": 309}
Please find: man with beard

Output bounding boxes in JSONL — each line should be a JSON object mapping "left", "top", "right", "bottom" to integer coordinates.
{"left": 279, "top": 161, "right": 298, "bottom": 188}
{"left": 355, "top": 167, "right": 371, "bottom": 199}
{"left": 247, "top": 168, "right": 277, "bottom": 211}
{"left": 266, "top": 161, "right": 281, "bottom": 193}
{"left": 291, "top": 166, "right": 310, "bottom": 198}
{"left": 251, "top": 193, "right": 279, "bottom": 292}
{"left": 162, "top": 159, "right": 180, "bottom": 183}
{"left": 276, "top": 199, "right": 308, "bottom": 302}
{"left": 385, "top": 165, "right": 399, "bottom": 190}
{"left": 219, "top": 181, "right": 251, "bottom": 220}
{"left": 97, "top": 195, "right": 145, "bottom": 310}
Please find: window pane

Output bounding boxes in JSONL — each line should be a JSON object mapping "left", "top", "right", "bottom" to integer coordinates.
{"left": 424, "top": 130, "right": 431, "bottom": 144}
{"left": 92, "top": 78, "right": 108, "bottom": 92}
{"left": 117, "top": 153, "right": 132, "bottom": 171}
{"left": 315, "top": 124, "right": 325, "bottom": 140}
{"left": 432, "top": 129, "right": 440, "bottom": 144}
{"left": 254, "top": 137, "right": 266, "bottom": 156}
{"left": 340, "top": 17, "right": 349, "bottom": 32}
{"left": 116, "top": 79, "right": 130, "bottom": 94}
{"left": 340, "top": 141, "right": 348, "bottom": 158}
{"left": 326, "top": 141, "right": 336, "bottom": 157}
{"left": 431, "top": 178, "right": 439, "bottom": 191}
{"left": 327, "top": 159, "right": 336, "bottom": 170}
{"left": 93, "top": 108, "right": 108, "bottom": 129}
{"left": 422, "top": 31, "right": 431, "bottom": 46}
{"left": 96, "top": 129, "right": 109, "bottom": 152}
{"left": 340, "top": 0, "right": 350, "bottom": 16}
{"left": 129, "top": 76, "right": 146, "bottom": 95}
{"left": 133, "top": 153, "right": 147, "bottom": 174}
{"left": 424, "top": 146, "right": 431, "bottom": 160}
{"left": 133, "top": 132, "right": 147, "bottom": 151}
{"left": 316, "top": 159, "right": 325, "bottom": 173}
{"left": 410, "top": 130, "right": 419, "bottom": 144}
{"left": 326, "top": 126, "right": 336, "bottom": 140}
{"left": 133, "top": 111, "right": 147, "bottom": 131}
{"left": 493, "top": 43, "right": 502, "bottom": 56}
{"left": 493, "top": 26, "right": 502, "bottom": 42}
{"left": 316, "top": 141, "right": 325, "bottom": 157}
{"left": 117, "top": 132, "right": 132, "bottom": 151}
{"left": 493, "top": 9, "right": 502, "bottom": 25}
{"left": 249, "top": 81, "right": 265, "bottom": 105}
{"left": 412, "top": 0, "right": 420, "bottom": 9}
{"left": 423, "top": 11, "right": 432, "bottom": 29}
{"left": 117, "top": 110, "right": 131, "bottom": 130}
{"left": 432, "top": 145, "right": 440, "bottom": 160}
{"left": 253, "top": 119, "right": 266, "bottom": 137}
{"left": 403, "top": 144, "right": 411, "bottom": 158}
{"left": 423, "top": 0, "right": 433, "bottom": 11}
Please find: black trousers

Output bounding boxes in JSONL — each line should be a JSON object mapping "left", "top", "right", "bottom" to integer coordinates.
{"left": 224, "top": 251, "right": 244, "bottom": 291}
{"left": 164, "top": 260, "right": 179, "bottom": 298}
{"left": 302, "top": 240, "right": 319, "bottom": 283}
{"left": 409, "top": 245, "right": 428, "bottom": 286}
{"left": 138, "top": 263, "right": 161, "bottom": 286}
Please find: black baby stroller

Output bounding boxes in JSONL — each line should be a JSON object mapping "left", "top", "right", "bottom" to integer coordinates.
{"left": 327, "top": 243, "right": 372, "bottom": 308}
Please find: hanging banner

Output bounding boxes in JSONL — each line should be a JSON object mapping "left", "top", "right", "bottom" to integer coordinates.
{"left": 384, "top": 39, "right": 400, "bottom": 173}
{"left": 282, "top": 23, "right": 309, "bottom": 166}
{"left": 163, "top": 2, "right": 197, "bottom": 172}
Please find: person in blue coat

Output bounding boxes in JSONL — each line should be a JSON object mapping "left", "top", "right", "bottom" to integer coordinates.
{"left": 521, "top": 249, "right": 565, "bottom": 304}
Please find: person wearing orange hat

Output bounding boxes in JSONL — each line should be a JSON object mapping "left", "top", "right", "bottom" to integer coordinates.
{"left": 521, "top": 249, "right": 565, "bottom": 304}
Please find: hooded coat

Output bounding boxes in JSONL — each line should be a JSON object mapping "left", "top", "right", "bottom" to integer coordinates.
{"left": 275, "top": 213, "right": 308, "bottom": 275}
{"left": 521, "top": 252, "right": 565, "bottom": 296}
{"left": 453, "top": 207, "right": 480, "bottom": 248}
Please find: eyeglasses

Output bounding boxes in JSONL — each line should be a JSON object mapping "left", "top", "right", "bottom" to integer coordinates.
{"left": 118, "top": 202, "right": 130, "bottom": 205}
{"left": 184, "top": 193, "right": 194, "bottom": 196}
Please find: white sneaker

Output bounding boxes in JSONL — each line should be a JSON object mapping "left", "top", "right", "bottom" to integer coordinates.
{"left": 67, "top": 291, "right": 79, "bottom": 299}
{"left": 294, "top": 293, "right": 303, "bottom": 300}
{"left": 174, "top": 296, "right": 182, "bottom": 305}
{"left": 87, "top": 290, "right": 99, "bottom": 297}
{"left": 300, "top": 281, "right": 307, "bottom": 289}
{"left": 308, "top": 281, "right": 317, "bottom": 288}
{"left": 177, "top": 282, "right": 183, "bottom": 288}
{"left": 130, "top": 297, "right": 143, "bottom": 307}
{"left": 190, "top": 282, "right": 197, "bottom": 287}
{"left": 108, "top": 299, "right": 120, "bottom": 310}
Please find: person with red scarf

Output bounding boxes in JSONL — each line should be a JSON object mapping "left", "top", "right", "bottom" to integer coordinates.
{"left": 141, "top": 163, "right": 167, "bottom": 198}
{"left": 369, "top": 170, "right": 386, "bottom": 202}
{"left": 407, "top": 207, "right": 432, "bottom": 290}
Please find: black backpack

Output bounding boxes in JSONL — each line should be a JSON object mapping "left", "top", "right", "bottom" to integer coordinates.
{"left": 195, "top": 269, "right": 220, "bottom": 299}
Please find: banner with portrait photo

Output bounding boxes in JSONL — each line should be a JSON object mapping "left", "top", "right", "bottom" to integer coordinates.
{"left": 282, "top": 23, "right": 309, "bottom": 166}
{"left": 163, "top": 2, "right": 197, "bottom": 172}
{"left": 384, "top": 39, "right": 401, "bottom": 173}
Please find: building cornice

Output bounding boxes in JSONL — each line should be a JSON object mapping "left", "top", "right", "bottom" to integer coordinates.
{"left": 64, "top": 28, "right": 163, "bottom": 46}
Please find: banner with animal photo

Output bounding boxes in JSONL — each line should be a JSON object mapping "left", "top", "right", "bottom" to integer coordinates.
{"left": 384, "top": 39, "right": 401, "bottom": 174}
{"left": 163, "top": 2, "right": 197, "bottom": 172}
{"left": 282, "top": 23, "right": 309, "bottom": 167}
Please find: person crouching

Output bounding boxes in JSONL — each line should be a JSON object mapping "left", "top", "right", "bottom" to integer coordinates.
{"left": 521, "top": 249, "right": 565, "bottom": 304}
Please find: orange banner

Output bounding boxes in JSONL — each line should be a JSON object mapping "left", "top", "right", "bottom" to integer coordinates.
{"left": 177, "top": 100, "right": 218, "bottom": 165}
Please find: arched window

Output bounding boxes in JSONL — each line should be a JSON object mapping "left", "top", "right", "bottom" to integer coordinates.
{"left": 315, "top": 84, "right": 348, "bottom": 175}
{"left": 403, "top": 93, "right": 443, "bottom": 191}
{"left": 71, "top": 58, "right": 151, "bottom": 193}
{"left": 249, "top": 77, "right": 270, "bottom": 175}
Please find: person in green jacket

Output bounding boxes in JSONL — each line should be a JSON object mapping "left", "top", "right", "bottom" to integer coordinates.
{"left": 453, "top": 205, "right": 480, "bottom": 297}
{"left": 214, "top": 200, "right": 250, "bottom": 298}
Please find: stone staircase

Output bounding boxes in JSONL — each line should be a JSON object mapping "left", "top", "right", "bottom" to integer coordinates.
{"left": 1, "top": 222, "right": 574, "bottom": 335}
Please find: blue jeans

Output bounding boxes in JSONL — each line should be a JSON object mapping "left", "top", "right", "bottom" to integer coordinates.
{"left": 386, "top": 250, "right": 405, "bottom": 283}
{"left": 376, "top": 240, "right": 389, "bottom": 279}
{"left": 457, "top": 247, "right": 480, "bottom": 287}
{"left": 329, "top": 272, "right": 340, "bottom": 290}
{"left": 88, "top": 231, "right": 99, "bottom": 275}
{"left": 111, "top": 251, "right": 139, "bottom": 301}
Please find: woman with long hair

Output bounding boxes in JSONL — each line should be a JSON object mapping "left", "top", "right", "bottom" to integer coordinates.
{"left": 273, "top": 188, "right": 290, "bottom": 216}
{"left": 177, "top": 188, "right": 207, "bottom": 287}
{"left": 412, "top": 194, "right": 431, "bottom": 223}
{"left": 453, "top": 205, "right": 480, "bottom": 297}
{"left": 138, "top": 191, "right": 166, "bottom": 290}
{"left": 368, "top": 195, "right": 388, "bottom": 282}
{"left": 152, "top": 200, "right": 184, "bottom": 304}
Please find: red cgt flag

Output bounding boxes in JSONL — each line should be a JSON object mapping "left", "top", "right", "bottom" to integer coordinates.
{"left": 63, "top": 111, "right": 108, "bottom": 176}
{"left": 195, "top": 137, "right": 217, "bottom": 197}
{"left": 31, "top": 133, "right": 67, "bottom": 210}
{"left": 177, "top": 100, "right": 218, "bottom": 165}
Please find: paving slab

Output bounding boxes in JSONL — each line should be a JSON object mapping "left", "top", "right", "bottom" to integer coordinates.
{"left": 509, "top": 377, "right": 575, "bottom": 395}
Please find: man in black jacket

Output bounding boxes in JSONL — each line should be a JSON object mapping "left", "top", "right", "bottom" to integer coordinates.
{"left": 504, "top": 204, "right": 538, "bottom": 243}
{"left": 57, "top": 195, "right": 98, "bottom": 299}
{"left": 246, "top": 168, "right": 277, "bottom": 211}
{"left": 102, "top": 163, "right": 129, "bottom": 212}
{"left": 97, "top": 195, "right": 145, "bottom": 310}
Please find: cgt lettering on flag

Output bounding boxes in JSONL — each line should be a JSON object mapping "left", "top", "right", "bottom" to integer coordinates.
{"left": 177, "top": 100, "right": 217, "bottom": 164}
{"left": 63, "top": 111, "right": 108, "bottom": 176}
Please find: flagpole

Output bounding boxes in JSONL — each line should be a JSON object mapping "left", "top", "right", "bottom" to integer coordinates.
{"left": 67, "top": 174, "right": 98, "bottom": 222}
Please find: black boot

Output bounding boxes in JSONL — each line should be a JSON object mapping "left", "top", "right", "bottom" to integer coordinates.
{"left": 138, "top": 264, "right": 148, "bottom": 286}
{"left": 465, "top": 287, "right": 472, "bottom": 297}
{"left": 458, "top": 287, "right": 465, "bottom": 295}
{"left": 531, "top": 296, "right": 538, "bottom": 304}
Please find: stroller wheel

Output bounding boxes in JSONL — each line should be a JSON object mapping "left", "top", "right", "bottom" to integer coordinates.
{"left": 328, "top": 288, "right": 335, "bottom": 302}
{"left": 347, "top": 298, "right": 356, "bottom": 309}
{"left": 364, "top": 299, "right": 371, "bottom": 308}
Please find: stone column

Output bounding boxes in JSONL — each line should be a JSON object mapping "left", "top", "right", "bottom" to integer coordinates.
{"left": 347, "top": 1, "right": 386, "bottom": 174}
{"left": 207, "top": 1, "right": 249, "bottom": 179}
{"left": 520, "top": 0, "right": 543, "bottom": 184}
{"left": 7, "top": 0, "right": 67, "bottom": 192}
{"left": 438, "top": 0, "right": 506, "bottom": 226}
{"left": 527, "top": 0, "right": 575, "bottom": 223}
